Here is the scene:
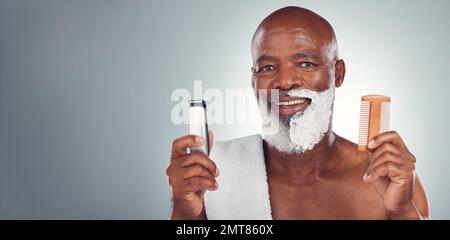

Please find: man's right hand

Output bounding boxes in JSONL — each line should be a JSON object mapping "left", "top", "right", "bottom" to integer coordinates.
{"left": 166, "top": 131, "right": 219, "bottom": 220}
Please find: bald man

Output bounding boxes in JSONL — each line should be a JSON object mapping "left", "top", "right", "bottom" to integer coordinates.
{"left": 166, "top": 6, "right": 429, "bottom": 220}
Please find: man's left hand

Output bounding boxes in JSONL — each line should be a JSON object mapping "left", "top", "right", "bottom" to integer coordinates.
{"left": 363, "top": 131, "right": 417, "bottom": 216}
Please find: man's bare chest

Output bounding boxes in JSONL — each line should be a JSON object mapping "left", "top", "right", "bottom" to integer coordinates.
{"left": 267, "top": 178, "right": 389, "bottom": 220}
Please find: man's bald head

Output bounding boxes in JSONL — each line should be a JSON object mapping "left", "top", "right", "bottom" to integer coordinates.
{"left": 251, "top": 6, "right": 339, "bottom": 66}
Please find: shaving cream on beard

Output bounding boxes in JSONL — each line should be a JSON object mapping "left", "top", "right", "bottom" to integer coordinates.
{"left": 262, "top": 81, "right": 335, "bottom": 154}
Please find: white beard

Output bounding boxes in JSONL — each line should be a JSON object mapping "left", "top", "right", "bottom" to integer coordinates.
{"left": 261, "top": 82, "right": 335, "bottom": 154}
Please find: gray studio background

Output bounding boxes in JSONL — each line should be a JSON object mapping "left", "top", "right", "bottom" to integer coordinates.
{"left": 1, "top": 0, "right": 449, "bottom": 219}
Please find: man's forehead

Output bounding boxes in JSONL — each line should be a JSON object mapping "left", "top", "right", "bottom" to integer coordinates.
{"left": 252, "top": 25, "right": 327, "bottom": 58}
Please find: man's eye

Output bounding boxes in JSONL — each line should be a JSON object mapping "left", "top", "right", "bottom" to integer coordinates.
{"left": 260, "top": 65, "right": 275, "bottom": 72}
{"left": 298, "top": 62, "right": 317, "bottom": 67}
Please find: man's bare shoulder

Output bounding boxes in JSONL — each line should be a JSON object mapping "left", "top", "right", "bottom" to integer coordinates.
{"left": 327, "top": 134, "right": 370, "bottom": 180}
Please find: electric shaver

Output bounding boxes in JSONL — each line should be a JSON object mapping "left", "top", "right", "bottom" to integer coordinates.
{"left": 189, "top": 99, "right": 210, "bottom": 155}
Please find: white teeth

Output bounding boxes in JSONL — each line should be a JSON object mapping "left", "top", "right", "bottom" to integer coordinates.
{"left": 275, "top": 99, "right": 306, "bottom": 106}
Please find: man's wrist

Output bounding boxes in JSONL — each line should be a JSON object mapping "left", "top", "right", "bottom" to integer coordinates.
{"left": 169, "top": 208, "right": 207, "bottom": 220}
{"left": 389, "top": 201, "right": 422, "bottom": 220}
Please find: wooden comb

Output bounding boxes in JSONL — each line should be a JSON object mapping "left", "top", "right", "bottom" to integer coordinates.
{"left": 358, "top": 95, "right": 391, "bottom": 151}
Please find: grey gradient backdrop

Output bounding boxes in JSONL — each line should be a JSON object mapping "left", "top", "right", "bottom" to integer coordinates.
{"left": 1, "top": 0, "right": 449, "bottom": 219}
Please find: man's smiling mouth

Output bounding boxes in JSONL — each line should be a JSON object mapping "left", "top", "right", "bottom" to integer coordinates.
{"left": 272, "top": 96, "right": 312, "bottom": 116}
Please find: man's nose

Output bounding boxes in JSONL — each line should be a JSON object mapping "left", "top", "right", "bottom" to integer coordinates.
{"left": 274, "top": 67, "right": 304, "bottom": 91}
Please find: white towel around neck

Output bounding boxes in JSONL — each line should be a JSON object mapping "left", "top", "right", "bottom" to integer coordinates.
{"left": 204, "top": 134, "right": 272, "bottom": 220}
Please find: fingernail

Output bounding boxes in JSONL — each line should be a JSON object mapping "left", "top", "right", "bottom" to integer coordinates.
{"left": 215, "top": 182, "right": 219, "bottom": 189}
{"left": 195, "top": 136, "right": 204, "bottom": 143}
{"left": 363, "top": 173, "right": 368, "bottom": 181}
{"left": 215, "top": 168, "right": 220, "bottom": 176}
{"left": 368, "top": 139, "right": 375, "bottom": 148}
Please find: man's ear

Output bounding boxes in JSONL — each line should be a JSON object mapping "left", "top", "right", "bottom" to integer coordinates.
{"left": 251, "top": 67, "right": 256, "bottom": 90}
{"left": 251, "top": 77, "right": 258, "bottom": 97}
{"left": 334, "top": 59, "right": 346, "bottom": 88}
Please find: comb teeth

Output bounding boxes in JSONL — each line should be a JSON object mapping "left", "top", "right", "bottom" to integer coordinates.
{"left": 358, "top": 101, "right": 371, "bottom": 150}
{"left": 357, "top": 95, "right": 391, "bottom": 151}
